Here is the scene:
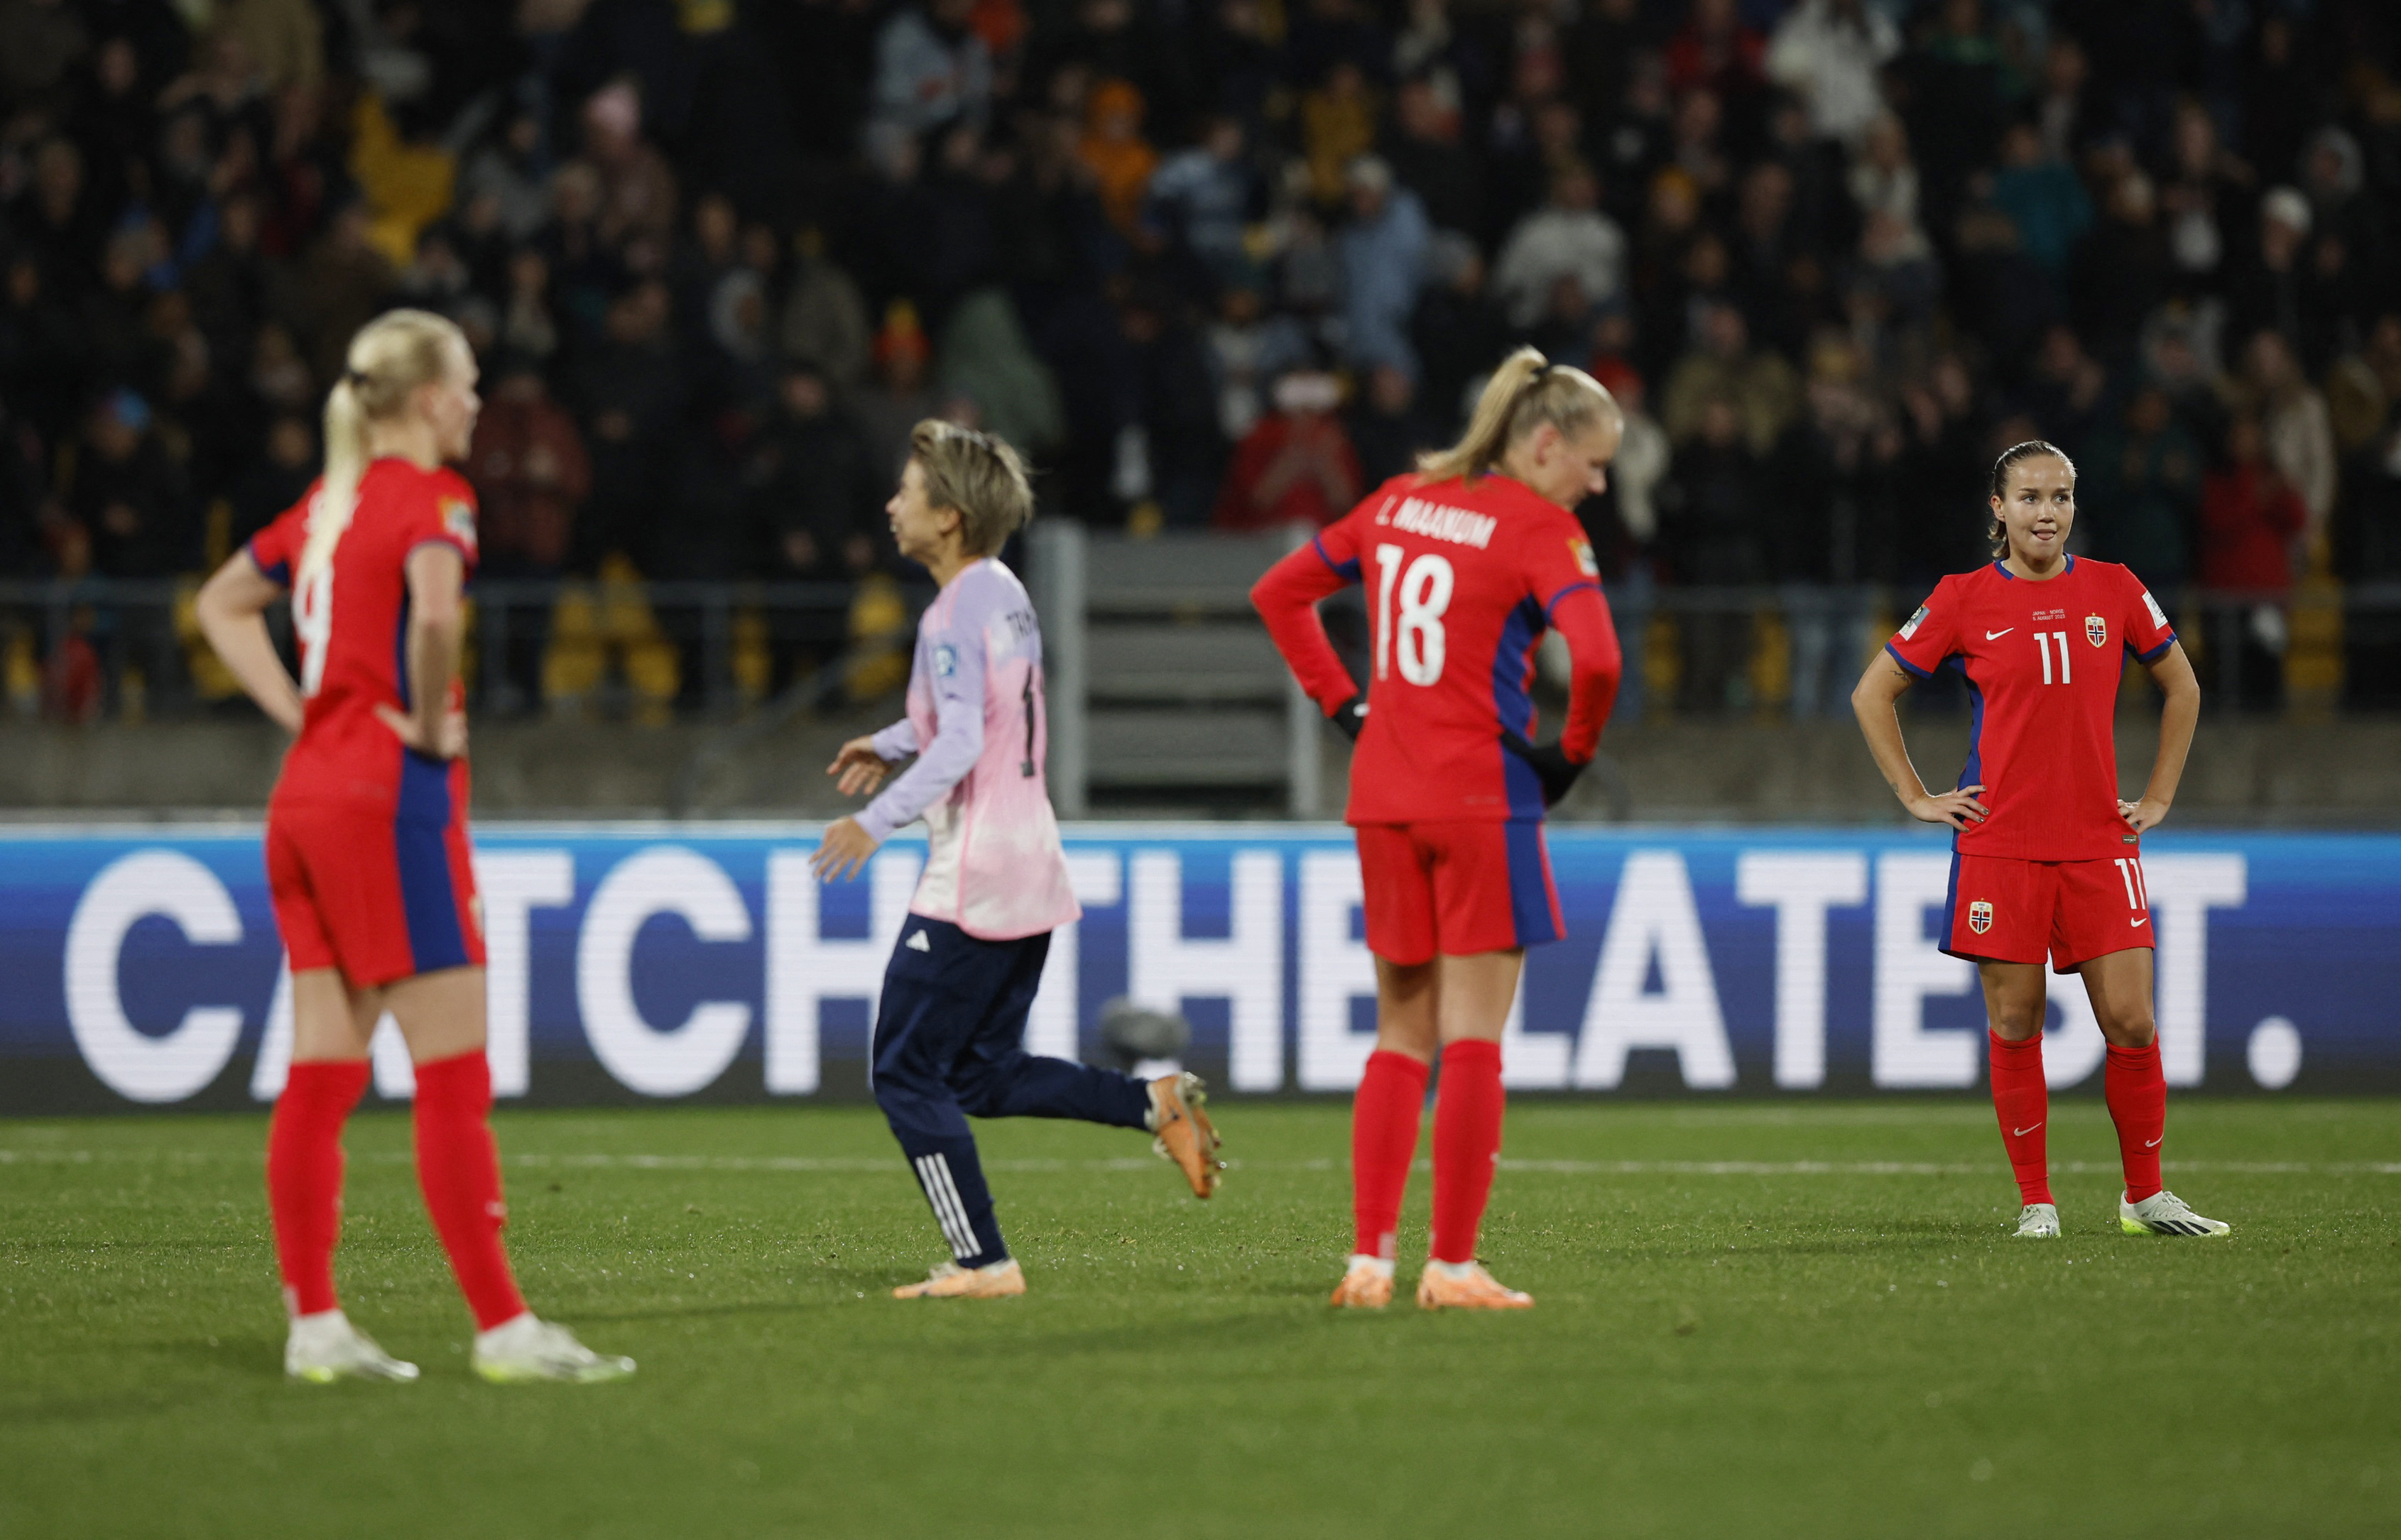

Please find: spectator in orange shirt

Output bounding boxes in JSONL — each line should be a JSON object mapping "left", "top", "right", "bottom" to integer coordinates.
{"left": 1078, "top": 78, "right": 1157, "bottom": 238}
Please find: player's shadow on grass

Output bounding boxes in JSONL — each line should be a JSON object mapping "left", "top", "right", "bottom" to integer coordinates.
{"left": 1606, "top": 1224, "right": 1988, "bottom": 1262}
{"left": 145, "top": 1333, "right": 288, "bottom": 1378}
{"left": 0, "top": 1336, "right": 284, "bottom": 1422}
{"left": 929, "top": 1307, "right": 1325, "bottom": 1362}
{"left": 565, "top": 1296, "right": 836, "bottom": 1326}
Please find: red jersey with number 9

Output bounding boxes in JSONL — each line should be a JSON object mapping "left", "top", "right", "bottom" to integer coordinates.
{"left": 1281, "top": 471, "right": 1613, "bottom": 824}
{"left": 246, "top": 457, "right": 479, "bottom": 813}
{"left": 1884, "top": 555, "right": 2176, "bottom": 861}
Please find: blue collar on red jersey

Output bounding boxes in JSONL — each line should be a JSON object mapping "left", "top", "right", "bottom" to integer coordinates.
{"left": 1992, "top": 555, "right": 2075, "bottom": 581}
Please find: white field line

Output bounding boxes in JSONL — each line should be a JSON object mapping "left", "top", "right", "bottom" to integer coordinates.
{"left": 2, "top": 1149, "right": 2397, "bottom": 1176}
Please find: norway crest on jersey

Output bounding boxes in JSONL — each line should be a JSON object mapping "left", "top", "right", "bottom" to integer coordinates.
{"left": 1968, "top": 900, "right": 1994, "bottom": 935}
{"left": 2086, "top": 613, "right": 2108, "bottom": 648}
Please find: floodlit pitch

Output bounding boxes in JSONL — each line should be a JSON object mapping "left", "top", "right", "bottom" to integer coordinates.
{"left": 3, "top": 1099, "right": 2395, "bottom": 1538}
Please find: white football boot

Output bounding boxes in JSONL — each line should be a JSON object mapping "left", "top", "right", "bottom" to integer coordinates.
{"left": 2120, "top": 1190, "right": 2230, "bottom": 1237}
{"left": 284, "top": 1310, "right": 419, "bottom": 1383}
{"left": 470, "top": 1314, "right": 637, "bottom": 1382}
{"left": 2013, "top": 1203, "right": 2060, "bottom": 1238}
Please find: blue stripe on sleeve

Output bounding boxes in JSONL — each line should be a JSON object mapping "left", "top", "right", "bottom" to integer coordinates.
{"left": 246, "top": 542, "right": 290, "bottom": 588}
{"left": 1541, "top": 581, "right": 1600, "bottom": 621}
{"left": 1884, "top": 641, "right": 1934, "bottom": 679}
{"left": 1312, "top": 535, "right": 1361, "bottom": 582}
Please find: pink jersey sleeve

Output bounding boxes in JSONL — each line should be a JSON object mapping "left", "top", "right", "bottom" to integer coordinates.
{"left": 861, "top": 561, "right": 1079, "bottom": 940}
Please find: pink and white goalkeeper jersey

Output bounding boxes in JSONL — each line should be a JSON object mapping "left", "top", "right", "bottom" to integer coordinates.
{"left": 856, "top": 558, "right": 1079, "bottom": 939}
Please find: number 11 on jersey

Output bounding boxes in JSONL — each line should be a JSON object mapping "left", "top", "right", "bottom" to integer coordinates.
{"left": 2036, "top": 629, "right": 2072, "bottom": 684}
{"left": 1373, "top": 544, "right": 1454, "bottom": 687}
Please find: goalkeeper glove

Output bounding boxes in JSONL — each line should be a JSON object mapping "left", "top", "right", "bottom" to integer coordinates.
{"left": 1500, "top": 730, "right": 1586, "bottom": 807}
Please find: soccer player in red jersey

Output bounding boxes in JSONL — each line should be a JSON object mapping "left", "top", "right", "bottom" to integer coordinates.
{"left": 1853, "top": 440, "right": 2229, "bottom": 1240}
{"left": 1253, "top": 349, "right": 1626, "bottom": 1309}
{"left": 196, "top": 310, "right": 636, "bottom": 1381}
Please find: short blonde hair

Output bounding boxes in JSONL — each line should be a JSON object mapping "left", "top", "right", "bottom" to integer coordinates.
{"left": 910, "top": 420, "right": 1034, "bottom": 555}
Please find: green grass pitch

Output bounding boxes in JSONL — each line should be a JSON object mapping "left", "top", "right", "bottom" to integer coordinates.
{"left": 3, "top": 1098, "right": 2396, "bottom": 1539}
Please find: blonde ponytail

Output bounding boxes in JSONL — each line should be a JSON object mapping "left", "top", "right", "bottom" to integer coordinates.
{"left": 298, "top": 309, "right": 470, "bottom": 585}
{"left": 1417, "top": 345, "right": 1620, "bottom": 484}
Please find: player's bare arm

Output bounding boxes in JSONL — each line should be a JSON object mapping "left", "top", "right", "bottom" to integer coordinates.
{"left": 371, "top": 542, "right": 469, "bottom": 760}
{"left": 194, "top": 552, "right": 305, "bottom": 734}
{"left": 2122, "top": 641, "right": 2200, "bottom": 835}
{"left": 1851, "top": 652, "right": 1988, "bottom": 829}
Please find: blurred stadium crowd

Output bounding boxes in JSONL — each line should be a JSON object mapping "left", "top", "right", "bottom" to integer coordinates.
{"left": 4, "top": 0, "right": 2401, "bottom": 721}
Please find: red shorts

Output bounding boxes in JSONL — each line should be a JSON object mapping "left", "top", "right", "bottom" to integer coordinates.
{"left": 1943, "top": 851, "right": 2152, "bottom": 973}
{"left": 266, "top": 797, "right": 484, "bottom": 988}
{"left": 1354, "top": 821, "right": 1563, "bottom": 966}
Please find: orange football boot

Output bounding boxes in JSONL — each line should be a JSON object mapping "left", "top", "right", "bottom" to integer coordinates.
{"left": 1148, "top": 1072, "right": 1224, "bottom": 1198}
{"left": 1415, "top": 1261, "right": 1533, "bottom": 1310}
{"left": 1329, "top": 1258, "right": 1395, "bottom": 1309}
{"left": 892, "top": 1258, "right": 1027, "bottom": 1299}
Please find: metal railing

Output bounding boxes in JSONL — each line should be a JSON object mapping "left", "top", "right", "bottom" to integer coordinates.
{"left": 1599, "top": 581, "right": 2397, "bottom": 721}
{"left": 1019, "top": 525, "right": 2401, "bottom": 818}
{"left": 4, "top": 572, "right": 2394, "bottom": 735}
{"left": 0, "top": 575, "right": 906, "bottom": 723}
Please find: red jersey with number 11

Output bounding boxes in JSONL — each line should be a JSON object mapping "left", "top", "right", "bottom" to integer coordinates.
{"left": 1885, "top": 556, "right": 2176, "bottom": 861}
{"left": 1253, "top": 470, "right": 1622, "bottom": 825}
{"left": 246, "top": 457, "right": 480, "bottom": 814}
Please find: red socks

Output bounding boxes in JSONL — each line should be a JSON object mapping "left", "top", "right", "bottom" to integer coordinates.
{"left": 1989, "top": 1032, "right": 2169, "bottom": 1206}
{"left": 2106, "top": 1041, "right": 2167, "bottom": 1203}
{"left": 268, "top": 1050, "right": 528, "bottom": 1331}
{"left": 267, "top": 1060, "right": 370, "bottom": 1318}
{"left": 1352, "top": 1041, "right": 1513, "bottom": 1265}
{"left": 1988, "top": 1030, "right": 2052, "bottom": 1206}
{"left": 1351, "top": 1049, "right": 1430, "bottom": 1260}
{"left": 1430, "top": 1039, "right": 1506, "bottom": 1265}
{"left": 411, "top": 1051, "right": 528, "bottom": 1331}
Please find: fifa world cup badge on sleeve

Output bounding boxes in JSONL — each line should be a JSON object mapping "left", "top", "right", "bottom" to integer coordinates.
{"left": 440, "top": 497, "right": 477, "bottom": 554}
{"left": 1900, "top": 605, "right": 1928, "bottom": 640}
{"left": 1969, "top": 900, "right": 1994, "bottom": 935}
{"left": 2086, "top": 614, "right": 2108, "bottom": 648}
{"left": 1569, "top": 538, "right": 1599, "bottom": 577}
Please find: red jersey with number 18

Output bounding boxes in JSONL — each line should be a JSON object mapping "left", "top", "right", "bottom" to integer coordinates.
{"left": 1885, "top": 555, "right": 2176, "bottom": 861}
{"left": 1268, "top": 470, "right": 1616, "bottom": 824}
{"left": 246, "top": 457, "right": 480, "bottom": 813}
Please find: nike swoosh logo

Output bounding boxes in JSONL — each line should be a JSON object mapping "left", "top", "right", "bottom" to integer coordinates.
{"left": 2013, "top": 1123, "right": 2042, "bottom": 1137}
{"left": 2130, "top": 917, "right": 2147, "bottom": 927}
{"left": 2145, "top": 1137, "right": 2162, "bottom": 1148}
{"left": 1986, "top": 628, "right": 2015, "bottom": 639}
